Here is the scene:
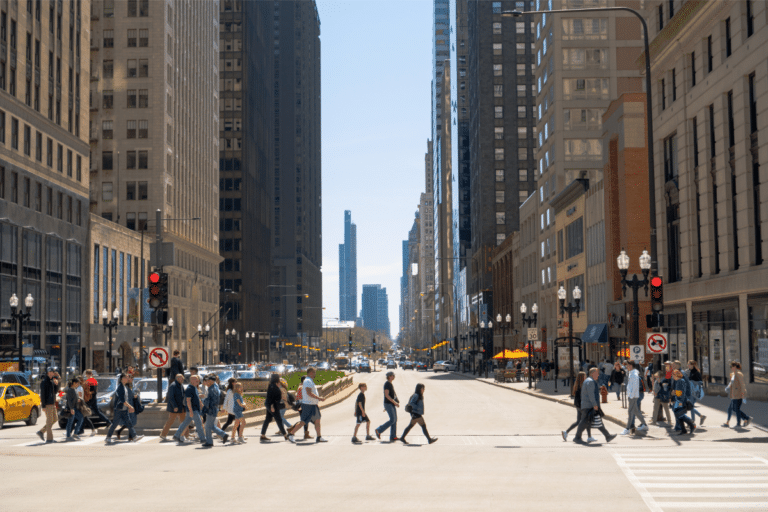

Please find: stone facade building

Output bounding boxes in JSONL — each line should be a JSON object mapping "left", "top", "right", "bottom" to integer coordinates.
{"left": 645, "top": 0, "right": 768, "bottom": 397}
{"left": 89, "top": 0, "right": 221, "bottom": 365}
{"left": 0, "top": 0, "right": 90, "bottom": 375}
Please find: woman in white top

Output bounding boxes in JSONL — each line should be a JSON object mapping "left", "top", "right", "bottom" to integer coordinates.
{"left": 220, "top": 378, "right": 237, "bottom": 433}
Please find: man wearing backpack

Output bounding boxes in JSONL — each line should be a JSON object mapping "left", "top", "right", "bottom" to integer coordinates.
{"left": 671, "top": 360, "right": 694, "bottom": 431}
{"left": 620, "top": 361, "right": 648, "bottom": 435}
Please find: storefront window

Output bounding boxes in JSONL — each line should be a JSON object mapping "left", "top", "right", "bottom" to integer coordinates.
{"left": 666, "top": 313, "right": 685, "bottom": 361}
{"left": 693, "top": 306, "right": 739, "bottom": 385}
{"left": 749, "top": 302, "right": 768, "bottom": 385}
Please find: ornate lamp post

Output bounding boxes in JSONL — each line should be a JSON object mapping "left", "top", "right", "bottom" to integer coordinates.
{"left": 102, "top": 307, "right": 119, "bottom": 374}
{"left": 558, "top": 285, "right": 582, "bottom": 395}
{"left": 496, "top": 313, "right": 512, "bottom": 371}
{"left": 617, "top": 248, "right": 652, "bottom": 359}
{"left": 198, "top": 323, "right": 210, "bottom": 365}
{"left": 521, "top": 302, "right": 538, "bottom": 389}
{"left": 10, "top": 293, "right": 34, "bottom": 373}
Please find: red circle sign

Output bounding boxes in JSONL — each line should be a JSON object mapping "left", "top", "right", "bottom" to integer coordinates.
{"left": 149, "top": 347, "right": 169, "bottom": 367}
{"left": 646, "top": 333, "right": 667, "bottom": 353}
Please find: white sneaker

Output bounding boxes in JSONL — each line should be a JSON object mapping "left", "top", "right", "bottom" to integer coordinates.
{"left": 619, "top": 429, "right": 631, "bottom": 435}
{"left": 561, "top": 431, "right": 568, "bottom": 441}
{"left": 239, "top": 436, "right": 246, "bottom": 443}
{"left": 316, "top": 437, "right": 328, "bottom": 443}
{"left": 587, "top": 437, "right": 597, "bottom": 443}
{"left": 637, "top": 424, "right": 649, "bottom": 432}
{"left": 287, "top": 435, "right": 296, "bottom": 443}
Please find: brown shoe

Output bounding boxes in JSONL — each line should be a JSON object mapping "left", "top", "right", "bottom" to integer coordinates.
{"left": 304, "top": 432, "right": 313, "bottom": 440}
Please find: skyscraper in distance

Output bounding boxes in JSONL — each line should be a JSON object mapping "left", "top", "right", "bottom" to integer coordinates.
{"left": 362, "top": 284, "right": 390, "bottom": 338}
{"left": 339, "top": 210, "right": 357, "bottom": 322}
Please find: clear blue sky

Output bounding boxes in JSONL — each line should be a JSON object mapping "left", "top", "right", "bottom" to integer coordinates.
{"left": 317, "top": 0, "right": 434, "bottom": 338}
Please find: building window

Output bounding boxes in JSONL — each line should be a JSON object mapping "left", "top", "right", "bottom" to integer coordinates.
{"left": 494, "top": 127, "right": 504, "bottom": 140}
{"left": 139, "top": 0, "right": 149, "bottom": 17}
{"left": 10, "top": 117, "right": 18, "bottom": 149}
{"left": 497, "top": 234, "right": 506, "bottom": 246}
{"left": 663, "top": 134, "right": 678, "bottom": 182}
{"left": 23, "top": 125, "right": 30, "bottom": 156}
{"left": 492, "top": 2, "right": 501, "bottom": 14}
{"left": 46, "top": 138, "right": 53, "bottom": 166}
{"left": 669, "top": 0, "right": 675, "bottom": 18}
{"left": 494, "top": 85, "right": 503, "bottom": 97}
{"left": 139, "top": 29, "right": 148, "bottom": 47}
{"left": 496, "top": 212, "right": 506, "bottom": 225}
{"left": 519, "top": 170, "right": 527, "bottom": 181}
{"left": 127, "top": 29, "right": 137, "bottom": 47}
{"left": 138, "top": 120, "right": 148, "bottom": 138}
{"left": 127, "top": 0, "right": 137, "bottom": 17}
{"left": 127, "top": 89, "right": 137, "bottom": 108}
{"left": 35, "top": 131, "right": 42, "bottom": 161}
{"left": 493, "top": 22, "right": 501, "bottom": 34}
{"left": 138, "top": 212, "right": 148, "bottom": 231}
{"left": 493, "top": 64, "right": 502, "bottom": 76}
{"left": 126, "top": 120, "right": 136, "bottom": 138}
{"left": 495, "top": 148, "right": 504, "bottom": 161}
{"left": 103, "top": 60, "right": 114, "bottom": 79}
{"left": 725, "top": 18, "right": 731, "bottom": 57}
{"left": 138, "top": 150, "right": 148, "bottom": 169}
{"left": 102, "top": 182, "right": 113, "bottom": 201}
{"left": 707, "top": 35, "right": 713, "bottom": 73}
{"left": 102, "top": 151, "right": 113, "bottom": 170}
{"left": 103, "top": 90, "right": 113, "bottom": 109}
{"left": 493, "top": 43, "right": 502, "bottom": 55}
{"left": 495, "top": 191, "right": 505, "bottom": 203}
{"left": 671, "top": 68, "right": 677, "bottom": 101}
{"left": 494, "top": 106, "right": 503, "bottom": 118}
{"left": 102, "top": 120, "right": 113, "bottom": 139}
{"left": 661, "top": 78, "right": 666, "bottom": 110}
{"left": 138, "top": 181, "right": 148, "bottom": 200}
{"left": 139, "top": 59, "right": 148, "bottom": 77}
{"left": 126, "top": 151, "right": 136, "bottom": 169}
{"left": 565, "top": 217, "right": 584, "bottom": 259}
{"left": 126, "top": 212, "right": 136, "bottom": 230}
{"left": 103, "top": 30, "right": 113, "bottom": 48}
{"left": 495, "top": 169, "right": 504, "bottom": 182}
{"left": 691, "top": 52, "right": 696, "bottom": 87}
{"left": 519, "top": 190, "right": 528, "bottom": 202}
{"left": 126, "top": 181, "right": 136, "bottom": 200}
{"left": 139, "top": 89, "right": 148, "bottom": 108}
{"left": 127, "top": 59, "right": 137, "bottom": 77}
{"left": 657, "top": 4, "right": 664, "bottom": 31}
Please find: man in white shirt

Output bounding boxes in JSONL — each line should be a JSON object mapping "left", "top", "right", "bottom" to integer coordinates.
{"left": 288, "top": 367, "right": 327, "bottom": 443}
{"left": 621, "top": 360, "right": 648, "bottom": 435}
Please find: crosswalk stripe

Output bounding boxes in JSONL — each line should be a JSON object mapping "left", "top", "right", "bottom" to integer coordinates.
{"left": 654, "top": 503, "right": 768, "bottom": 509}
{"left": 644, "top": 483, "right": 768, "bottom": 489}
{"left": 621, "top": 458, "right": 757, "bottom": 462}
{"left": 652, "top": 493, "right": 768, "bottom": 499}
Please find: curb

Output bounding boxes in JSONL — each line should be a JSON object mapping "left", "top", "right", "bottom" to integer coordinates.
{"left": 453, "top": 372, "right": 627, "bottom": 428}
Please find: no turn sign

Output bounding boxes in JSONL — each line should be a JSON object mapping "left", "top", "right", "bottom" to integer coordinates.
{"left": 646, "top": 332, "right": 668, "bottom": 354}
{"left": 147, "top": 346, "right": 171, "bottom": 369}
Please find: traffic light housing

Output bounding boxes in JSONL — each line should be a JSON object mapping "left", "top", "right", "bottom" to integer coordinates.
{"left": 650, "top": 276, "right": 663, "bottom": 312}
{"left": 372, "top": 339, "right": 376, "bottom": 353}
{"left": 148, "top": 271, "right": 162, "bottom": 309}
{"left": 158, "top": 272, "right": 169, "bottom": 309}
{"left": 348, "top": 332, "right": 352, "bottom": 353}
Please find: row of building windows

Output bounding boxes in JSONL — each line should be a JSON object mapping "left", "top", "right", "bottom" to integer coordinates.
{"left": 101, "top": 150, "right": 149, "bottom": 170}
{"left": 0, "top": 166, "right": 83, "bottom": 226}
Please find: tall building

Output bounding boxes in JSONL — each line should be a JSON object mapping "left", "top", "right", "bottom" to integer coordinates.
{"left": 643, "top": 0, "right": 768, "bottom": 397}
{"left": 270, "top": 1, "right": 322, "bottom": 344}
{"left": 0, "top": 1, "right": 90, "bottom": 373}
{"left": 399, "top": 238, "right": 408, "bottom": 334}
{"left": 466, "top": 0, "right": 537, "bottom": 304}
{"left": 217, "top": 0, "right": 274, "bottom": 360}
{"left": 419, "top": 184, "right": 435, "bottom": 348}
{"left": 89, "top": 0, "right": 221, "bottom": 365}
{"left": 455, "top": 0, "right": 471, "bottom": 271}
{"left": 338, "top": 210, "right": 357, "bottom": 322}
{"left": 432, "top": 0, "right": 454, "bottom": 345}
{"left": 362, "top": 284, "right": 390, "bottom": 338}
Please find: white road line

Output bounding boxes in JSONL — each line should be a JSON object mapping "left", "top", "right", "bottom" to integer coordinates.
{"left": 626, "top": 463, "right": 765, "bottom": 467}
{"left": 652, "top": 493, "right": 768, "bottom": 499}
{"left": 610, "top": 450, "right": 664, "bottom": 512}
{"left": 654, "top": 503, "right": 768, "bottom": 509}
{"left": 621, "top": 458, "right": 757, "bottom": 462}
{"left": 643, "top": 483, "right": 768, "bottom": 489}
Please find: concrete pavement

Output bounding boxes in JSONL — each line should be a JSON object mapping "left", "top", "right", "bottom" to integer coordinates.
{"left": 1, "top": 368, "right": 767, "bottom": 511}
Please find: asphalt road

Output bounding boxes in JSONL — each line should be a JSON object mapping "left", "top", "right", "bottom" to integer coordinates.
{"left": 2, "top": 368, "right": 767, "bottom": 511}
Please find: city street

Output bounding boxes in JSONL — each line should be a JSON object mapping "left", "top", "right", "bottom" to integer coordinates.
{"left": 2, "top": 369, "right": 767, "bottom": 511}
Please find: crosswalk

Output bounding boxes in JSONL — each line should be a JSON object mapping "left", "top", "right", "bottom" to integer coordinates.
{"left": 610, "top": 447, "right": 768, "bottom": 510}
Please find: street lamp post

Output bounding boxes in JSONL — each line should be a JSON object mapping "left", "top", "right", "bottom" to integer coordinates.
{"left": 102, "top": 307, "right": 119, "bottom": 374}
{"left": 224, "top": 329, "right": 236, "bottom": 365}
{"left": 479, "top": 319, "right": 493, "bottom": 378}
{"left": 160, "top": 318, "right": 173, "bottom": 402}
{"left": 617, "top": 249, "right": 652, "bottom": 360}
{"left": 505, "top": 6, "right": 658, "bottom": 277}
{"left": 198, "top": 324, "right": 210, "bottom": 365}
{"left": 496, "top": 313, "right": 512, "bottom": 372}
{"left": 558, "top": 285, "right": 582, "bottom": 396}
{"left": 9, "top": 293, "right": 34, "bottom": 373}
{"left": 521, "top": 303, "right": 538, "bottom": 389}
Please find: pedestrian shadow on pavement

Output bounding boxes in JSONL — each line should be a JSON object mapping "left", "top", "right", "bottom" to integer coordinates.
{"left": 425, "top": 373, "right": 477, "bottom": 381}
{"left": 494, "top": 446, "right": 521, "bottom": 449}
{"left": 714, "top": 436, "right": 768, "bottom": 443}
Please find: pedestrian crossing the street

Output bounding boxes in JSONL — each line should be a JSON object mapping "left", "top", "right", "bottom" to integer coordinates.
{"left": 610, "top": 447, "right": 768, "bottom": 511}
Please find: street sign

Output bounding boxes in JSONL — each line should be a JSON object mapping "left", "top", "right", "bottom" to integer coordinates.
{"left": 646, "top": 332, "right": 668, "bottom": 354}
{"left": 527, "top": 328, "right": 538, "bottom": 341}
{"left": 534, "top": 340, "right": 542, "bottom": 350}
{"left": 629, "top": 345, "right": 645, "bottom": 363}
{"left": 147, "top": 346, "right": 170, "bottom": 369}
{"left": 22, "top": 346, "right": 34, "bottom": 357}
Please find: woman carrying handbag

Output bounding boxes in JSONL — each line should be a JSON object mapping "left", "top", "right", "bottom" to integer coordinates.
{"left": 562, "top": 372, "right": 594, "bottom": 442}
{"left": 400, "top": 384, "right": 437, "bottom": 445}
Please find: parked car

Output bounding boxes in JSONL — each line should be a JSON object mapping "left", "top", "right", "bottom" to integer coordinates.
{"left": 0, "top": 372, "right": 32, "bottom": 387}
{"left": 386, "top": 360, "right": 397, "bottom": 370}
{"left": 134, "top": 378, "right": 168, "bottom": 404}
{"left": 416, "top": 362, "right": 428, "bottom": 371}
{"left": 359, "top": 362, "right": 371, "bottom": 373}
{"left": 378, "top": 358, "right": 387, "bottom": 366}
{"left": 402, "top": 361, "right": 414, "bottom": 370}
{"left": 0, "top": 383, "right": 41, "bottom": 429}
{"left": 316, "top": 362, "right": 330, "bottom": 371}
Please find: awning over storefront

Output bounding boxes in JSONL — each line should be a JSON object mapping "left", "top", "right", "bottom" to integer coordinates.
{"left": 581, "top": 323, "right": 608, "bottom": 344}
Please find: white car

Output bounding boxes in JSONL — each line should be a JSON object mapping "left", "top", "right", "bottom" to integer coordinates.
{"left": 433, "top": 361, "right": 457, "bottom": 372}
{"left": 134, "top": 378, "right": 168, "bottom": 404}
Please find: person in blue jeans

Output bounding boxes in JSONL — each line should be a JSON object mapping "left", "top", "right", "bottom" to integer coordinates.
{"left": 375, "top": 372, "right": 399, "bottom": 441}
{"left": 64, "top": 378, "right": 84, "bottom": 441}
{"left": 174, "top": 375, "right": 206, "bottom": 444}
{"left": 202, "top": 375, "right": 228, "bottom": 447}
{"left": 105, "top": 374, "right": 142, "bottom": 443}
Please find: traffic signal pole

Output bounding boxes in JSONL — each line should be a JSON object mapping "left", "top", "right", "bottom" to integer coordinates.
{"left": 155, "top": 209, "right": 163, "bottom": 402}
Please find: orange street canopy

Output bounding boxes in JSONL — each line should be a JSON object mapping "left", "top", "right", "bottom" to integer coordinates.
{"left": 492, "top": 349, "right": 529, "bottom": 359}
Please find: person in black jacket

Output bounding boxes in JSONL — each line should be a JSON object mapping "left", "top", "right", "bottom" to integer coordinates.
{"left": 610, "top": 362, "right": 626, "bottom": 401}
{"left": 36, "top": 367, "right": 59, "bottom": 443}
{"left": 164, "top": 351, "right": 185, "bottom": 402}
{"left": 260, "top": 373, "right": 291, "bottom": 442}
{"left": 160, "top": 374, "right": 187, "bottom": 441}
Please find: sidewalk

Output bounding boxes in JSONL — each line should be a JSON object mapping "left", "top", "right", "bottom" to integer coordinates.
{"left": 457, "top": 370, "right": 768, "bottom": 437}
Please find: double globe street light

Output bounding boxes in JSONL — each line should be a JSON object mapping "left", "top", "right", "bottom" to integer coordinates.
{"left": 198, "top": 323, "right": 211, "bottom": 365}
{"left": 478, "top": 318, "right": 493, "bottom": 378}
{"left": 10, "top": 293, "right": 34, "bottom": 373}
{"left": 102, "top": 307, "right": 119, "bottom": 374}
{"left": 558, "top": 285, "right": 581, "bottom": 395}
{"left": 496, "top": 313, "right": 512, "bottom": 372}
{"left": 617, "top": 249, "right": 652, "bottom": 360}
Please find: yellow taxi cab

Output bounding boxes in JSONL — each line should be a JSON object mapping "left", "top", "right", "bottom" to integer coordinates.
{"left": 0, "top": 383, "right": 41, "bottom": 429}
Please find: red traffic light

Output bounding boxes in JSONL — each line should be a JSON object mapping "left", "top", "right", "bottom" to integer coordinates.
{"left": 149, "top": 272, "right": 160, "bottom": 284}
{"left": 650, "top": 276, "right": 663, "bottom": 287}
